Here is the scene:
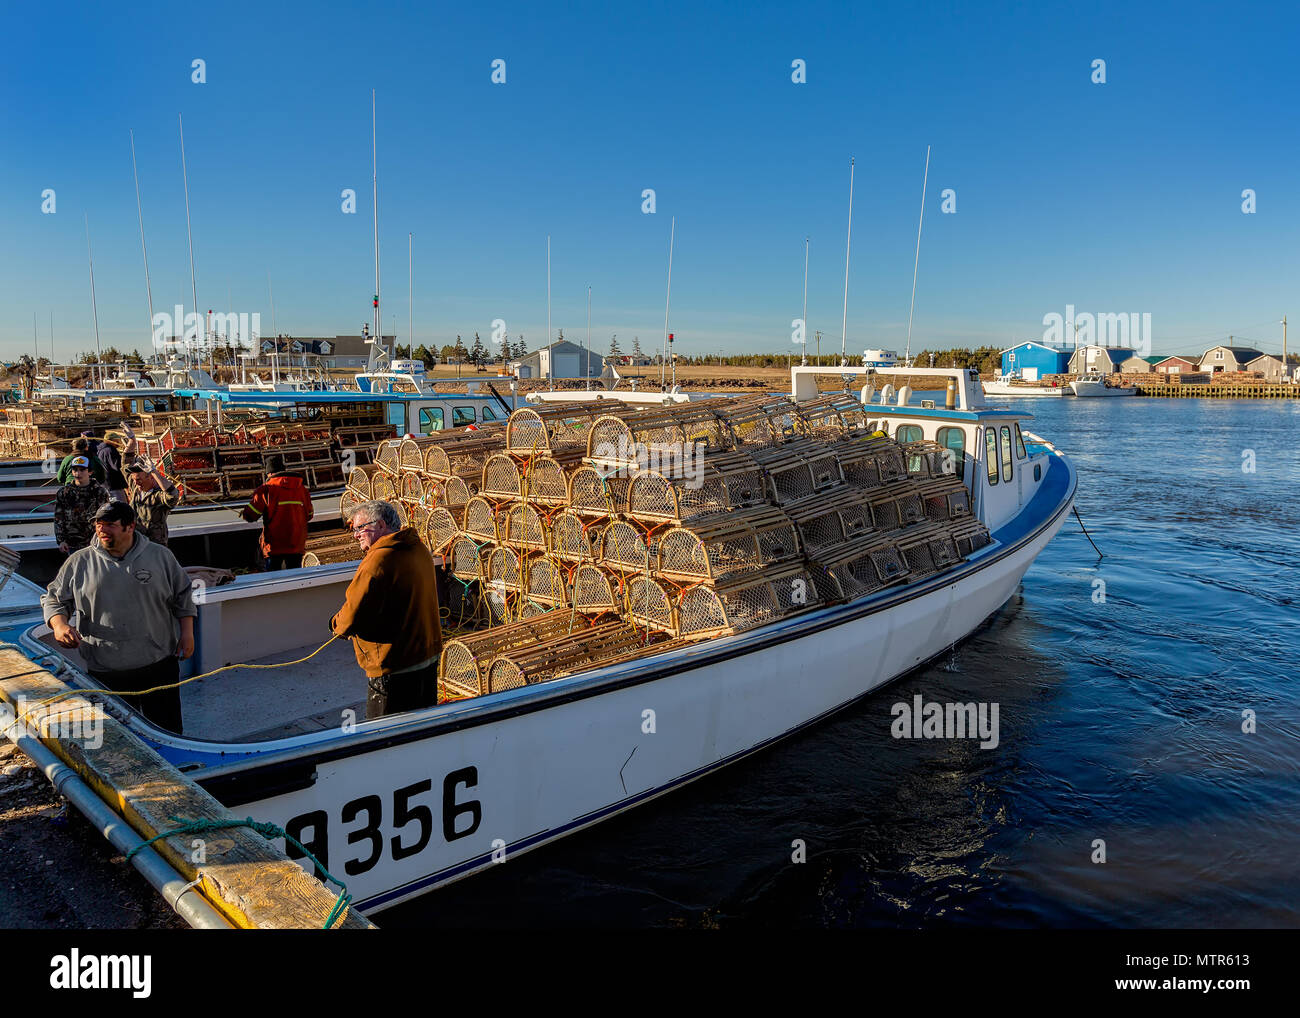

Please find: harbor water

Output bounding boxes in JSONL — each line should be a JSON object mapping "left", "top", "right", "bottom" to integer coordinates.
{"left": 386, "top": 395, "right": 1300, "bottom": 928}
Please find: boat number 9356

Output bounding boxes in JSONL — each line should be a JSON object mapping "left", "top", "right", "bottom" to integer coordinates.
{"left": 283, "top": 767, "right": 481, "bottom": 878}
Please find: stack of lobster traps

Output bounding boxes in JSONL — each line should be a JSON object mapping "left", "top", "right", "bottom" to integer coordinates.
{"left": 333, "top": 395, "right": 992, "bottom": 703}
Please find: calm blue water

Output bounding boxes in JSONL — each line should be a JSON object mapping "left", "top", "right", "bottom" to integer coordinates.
{"left": 387, "top": 396, "right": 1300, "bottom": 929}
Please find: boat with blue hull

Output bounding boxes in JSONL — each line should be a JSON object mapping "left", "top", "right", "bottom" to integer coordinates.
{"left": 0, "top": 367, "right": 1075, "bottom": 912}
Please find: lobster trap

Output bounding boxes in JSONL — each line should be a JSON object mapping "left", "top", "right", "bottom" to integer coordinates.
{"left": 483, "top": 621, "right": 650, "bottom": 693}
{"left": 950, "top": 518, "right": 992, "bottom": 557}
{"left": 784, "top": 488, "right": 876, "bottom": 555}
{"left": 623, "top": 575, "right": 677, "bottom": 634}
{"left": 348, "top": 464, "right": 383, "bottom": 496}
{"left": 502, "top": 502, "right": 548, "bottom": 552}
{"left": 622, "top": 450, "right": 766, "bottom": 527}
{"left": 504, "top": 403, "right": 613, "bottom": 458}
{"left": 720, "top": 395, "right": 800, "bottom": 449}
{"left": 896, "top": 523, "right": 962, "bottom": 580}
{"left": 597, "top": 520, "right": 652, "bottom": 575}
{"left": 792, "top": 392, "right": 873, "bottom": 440}
{"left": 914, "top": 476, "right": 972, "bottom": 522}
{"left": 747, "top": 439, "right": 845, "bottom": 505}
{"left": 461, "top": 496, "right": 503, "bottom": 544}
{"left": 571, "top": 562, "right": 620, "bottom": 614}
{"left": 439, "top": 610, "right": 586, "bottom": 699}
{"left": 834, "top": 437, "right": 906, "bottom": 489}
{"left": 900, "top": 439, "right": 950, "bottom": 478}
{"left": 567, "top": 465, "right": 629, "bottom": 518}
{"left": 548, "top": 508, "right": 603, "bottom": 563}
{"left": 423, "top": 505, "right": 466, "bottom": 552}
{"left": 676, "top": 563, "right": 820, "bottom": 638}
{"left": 864, "top": 485, "right": 925, "bottom": 532}
{"left": 656, "top": 507, "right": 801, "bottom": 585}
{"left": 523, "top": 556, "right": 572, "bottom": 607}
{"left": 810, "top": 535, "right": 909, "bottom": 602}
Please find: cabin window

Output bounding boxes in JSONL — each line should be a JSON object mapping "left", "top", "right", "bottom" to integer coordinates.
{"left": 385, "top": 402, "right": 405, "bottom": 431}
{"left": 419, "top": 407, "right": 444, "bottom": 434}
{"left": 896, "top": 424, "right": 923, "bottom": 445}
{"left": 985, "top": 429, "right": 998, "bottom": 485}
{"left": 1014, "top": 423, "right": 1027, "bottom": 459}
{"left": 937, "top": 427, "right": 965, "bottom": 478}
{"left": 452, "top": 406, "right": 476, "bottom": 427}
{"left": 482, "top": 405, "right": 502, "bottom": 421}
{"left": 1000, "top": 426, "right": 1014, "bottom": 481}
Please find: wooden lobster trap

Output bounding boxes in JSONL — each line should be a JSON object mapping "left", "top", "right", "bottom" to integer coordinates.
{"left": 175, "top": 471, "right": 224, "bottom": 497}
{"left": 339, "top": 487, "right": 366, "bottom": 519}
{"left": 863, "top": 485, "right": 925, "bottom": 532}
{"left": 439, "top": 611, "right": 585, "bottom": 699}
{"left": 549, "top": 509, "right": 603, "bottom": 563}
{"left": 622, "top": 450, "right": 766, "bottom": 528}
{"left": 368, "top": 469, "right": 400, "bottom": 503}
{"left": 347, "top": 464, "right": 382, "bottom": 496}
{"left": 676, "top": 563, "right": 821, "bottom": 638}
{"left": 398, "top": 436, "right": 441, "bottom": 473}
{"left": 567, "top": 465, "right": 629, "bottom": 519}
{"left": 656, "top": 507, "right": 801, "bottom": 585}
{"left": 483, "top": 621, "right": 649, "bottom": 693}
{"left": 914, "top": 476, "right": 972, "bottom": 522}
{"left": 835, "top": 437, "right": 906, "bottom": 489}
{"left": 623, "top": 575, "right": 678, "bottom": 635}
{"left": 717, "top": 395, "right": 800, "bottom": 449}
{"left": 522, "top": 450, "right": 584, "bottom": 507}
{"left": 421, "top": 432, "right": 506, "bottom": 490}
{"left": 784, "top": 488, "right": 876, "bottom": 556}
{"left": 461, "top": 495, "right": 503, "bottom": 544}
{"left": 524, "top": 556, "right": 572, "bottom": 608}
{"left": 900, "top": 439, "right": 950, "bottom": 478}
{"left": 810, "top": 535, "right": 909, "bottom": 602}
{"left": 597, "top": 520, "right": 653, "bottom": 575}
{"left": 479, "top": 452, "right": 524, "bottom": 503}
{"left": 398, "top": 471, "right": 427, "bottom": 505}
{"left": 432, "top": 474, "right": 471, "bottom": 508}
{"left": 896, "top": 523, "right": 962, "bottom": 580}
{"left": 502, "top": 502, "right": 549, "bottom": 552}
{"left": 585, "top": 408, "right": 714, "bottom": 473}
{"left": 484, "top": 544, "right": 538, "bottom": 593}
{"left": 748, "top": 439, "right": 845, "bottom": 505}
{"left": 216, "top": 444, "right": 263, "bottom": 469}
{"left": 792, "top": 392, "right": 873, "bottom": 439}
{"left": 422, "top": 505, "right": 466, "bottom": 553}
{"left": 224, "top": 467, "right": 264, "bottom": 498}
{"left": 571, "top": 562, "right": 620, "bottom": 614}
{"left": 446, "top": 535, "right": 490, "bottom": 581}
{"left": 504, "top": 403, "right": 613, "bottom": 458}
{"left": 373, "top": 439, "right": 402, "bottom": 475}
{"left": 950, "top": 518, "right": 992, "bottom": 557}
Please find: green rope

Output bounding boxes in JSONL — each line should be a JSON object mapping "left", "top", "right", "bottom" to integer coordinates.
{"left": 125, "top": 815, "right": 354, "bottom": 929}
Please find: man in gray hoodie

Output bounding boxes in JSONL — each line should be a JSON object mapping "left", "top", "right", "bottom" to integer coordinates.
{"left": 42, "top": 500, "right": 197, "bottom": 733}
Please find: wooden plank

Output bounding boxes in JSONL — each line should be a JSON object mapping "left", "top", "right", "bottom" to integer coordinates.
{"left": 0, "top": 649, "right": 374, "bottom": 929}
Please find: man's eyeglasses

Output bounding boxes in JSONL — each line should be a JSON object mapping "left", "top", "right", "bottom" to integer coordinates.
{"left": 351, "top": 520, "right": 380, "bottom": 535}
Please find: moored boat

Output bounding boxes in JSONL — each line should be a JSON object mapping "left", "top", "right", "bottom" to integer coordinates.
{"left": 3, "top": 365, "right": 1075, "bottom": 912}
{"left": 1070, "top": 373, "right": 1136, "bottom": 397}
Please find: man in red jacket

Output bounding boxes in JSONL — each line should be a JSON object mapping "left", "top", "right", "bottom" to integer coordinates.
{"left": 240, "top": 455, "right": 313, "bottom": 569}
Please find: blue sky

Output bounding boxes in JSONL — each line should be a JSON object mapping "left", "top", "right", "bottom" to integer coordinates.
{"left": 2, "top": 0, "right": 1297, "bottom": 362}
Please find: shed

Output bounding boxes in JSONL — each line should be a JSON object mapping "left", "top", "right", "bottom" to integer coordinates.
{"left": 999, "top": 342, "right": 1071, "bottom": 380}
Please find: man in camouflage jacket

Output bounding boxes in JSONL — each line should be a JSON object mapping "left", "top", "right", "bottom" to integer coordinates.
{"left": 54, "top": 456, "right": 110, "bottom": 554}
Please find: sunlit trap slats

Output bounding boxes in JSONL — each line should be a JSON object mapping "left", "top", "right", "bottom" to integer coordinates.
{"left": 461, "top": 496, "right": 503, "bottom": 544}
{"left": 623, "top": 450, "right": 766, "bottom": 526}
{"left": 399, "top": 471, "right": 426, "bottom": 504}
{"left": 483, "top": 620, "right": 650, "bottom": 694}
{"left": 548, "top": 508, "right": 603, "bottom": 563}
{"left": 718, "top": 394, "right": 801, "bottom": 449}
{"left": 522, "top": 451, "right": 585, "bottom": 507}
{"left": 899, "top": 439, "right": 950, "bottom": 479}
{"left": 339, "top": 487, "right": 366, "bottom": 520}
{"left": 676, "top": 562, "right": 821, "bottom": 638}
{"left": 895, "top": 522, "right": 963, "bottom": 579}
{"left": 525, "top": 556, "right": 573, "bottom": 607}
{"left": 784, "top": 487, "right": 877, "bottom": 555}
{"left": 809, "top": 535, "right": 910, "bottom": 602}
{"left": 505, "top": 403, "right": 619, "bottom": 458}
{"left": 347, "top": 464, "right": 382, "bottom": 497}
{"left": 369, "top": 469, "right": 400, "bottom": 502}
{"left": 656, "top": 507, "right": 801, "bottom": 585}
{"left": 480, "top": 452, "right": 524, "bottom": 502}
{"left": 373, "top": 438, "right": 402, "bottom": 475}
{"left": 446, "top": 535, "right": 490, "bottom": 581}
{"left": 598, "top": 520, "right": 654, "bottom": 575}
{"left": 484, "top": 544, "right": 529, "bottom": 592}
{"left": 439, "top": 610, "right": 587, "bottom": 699}
{"left": 567, "top": 465, "right": 630, "bottom": 518}
{"left": 423, "top": 505, "right": 466, "bottom": 553}
{"left": 503, "top": 503, "right": 548, "bottom": 552}
{"left": 398, "top": 435, "right": 443, "bottom": 472}
{"left": 623, "top": 575, "right": 678, "bottom": 634}
{"left": 571, "top": 562, "right": 620, "bottom": 614}
{"left": 791, "top": 392, "right": 874, "bottom": 439}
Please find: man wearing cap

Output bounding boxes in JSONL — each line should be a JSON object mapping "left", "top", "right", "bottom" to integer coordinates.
{"left": 97, "top": 429, "right": 130, "bottom": 502}
{"left": 54, "top": 456, "right": 110, "bottom": 554}
{"left": 56, "top": 437, "right": 107, "bottom": 485}
{"left": 42, "top": 501, "right": 196, "bottom": 733}
{"left": 126, "top": 455, "right": 182, "bottom": 547}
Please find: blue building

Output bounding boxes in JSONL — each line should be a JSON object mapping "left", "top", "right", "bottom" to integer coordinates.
{"left": 1000, "top": 342, "right": 1072, "bottom": 380}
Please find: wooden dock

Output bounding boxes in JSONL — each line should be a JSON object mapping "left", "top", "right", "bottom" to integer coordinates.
{"left": 1133, "top": 381, "right": 1300, "bottom": 398}
{"left": 0, "top": 646, "right": 374, "bottom": 929}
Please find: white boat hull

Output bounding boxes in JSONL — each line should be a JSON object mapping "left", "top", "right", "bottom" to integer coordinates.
{"left": 1069, "top": 379, "right": 1136, "bottom": 397}
{"left": 180, "top": 465, "right": 1073, "bottom": 913}
{"left": 981, "top": 381, "right": 1066, "bottom": 398}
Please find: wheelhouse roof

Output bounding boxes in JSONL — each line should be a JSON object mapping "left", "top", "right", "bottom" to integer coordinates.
{"left": 174, "top": 388, "right": 500, "bottom": 404}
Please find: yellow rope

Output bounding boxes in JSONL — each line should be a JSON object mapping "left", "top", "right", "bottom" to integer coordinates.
{"left": 19, "top": 635, "right": 341, "bottom": 724}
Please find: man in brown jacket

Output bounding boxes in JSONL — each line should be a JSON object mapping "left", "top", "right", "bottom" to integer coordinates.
{"left": 330, "top": 500, "right": 442, "bottom": 719}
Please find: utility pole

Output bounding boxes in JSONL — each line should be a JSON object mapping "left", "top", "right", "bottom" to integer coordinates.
{"left": 1282, "top": 315, "right": 1289, "bottom": 382}
{"left": 815, "top": 329, "right": 822, "bottom": 367}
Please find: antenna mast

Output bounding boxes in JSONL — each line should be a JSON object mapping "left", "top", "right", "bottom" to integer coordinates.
{"left": 661, "top": 216, "right": 675, "bottom": 389}
{"left": 841, "top": 158, "right": 854, "bottom": 366}
{"left": 801, "top": 236, "right": 809, "bottom": 367}
{"left": 130, "top": 130, "right": 155, "bottom": 351}
{"left": 84, "top": 213, "right": 103, "bottom": 387}
{"left": 904, "top": 145, "right": 931, "bottom": 366}
{"left": 179, "top": 114, "right": 200, "bottom": 363}
{"left": 372, "top": 89, "right": 382, "bottom": 359}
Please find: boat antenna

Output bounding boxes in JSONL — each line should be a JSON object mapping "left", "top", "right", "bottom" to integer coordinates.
{"left": 585, "top": 284, "right": 591, "bottom": 391}
{"left": 372, "top": 88, "right": 383, "bottom": 362}
{"left": 408, "top": 232, "right": 413, "bottom": 360}
{"left": 546, "top": 234, "right": 552, "bottom": 383}
{"left": 84, "top": 213, "right": 103, "bottom": 387}
{"left": 903, "top": 145, "right": 931, "bottom": 367}
{"left": 801, "top": 235, "right": 809, "bottom": 367}
{"left": 179, "top": 114, "right": 200, "bottom": 364}
{"left": 267, "top": 271, "right": 276, "bottom": 339}
{"left": 662, "top": 215, "right": 675, "bottom": 389}
{"left": 129, "top": 129, "right": 155, "bottom": 352}
{"left": 841, "top": 158, "right": 854, "bottom": 366}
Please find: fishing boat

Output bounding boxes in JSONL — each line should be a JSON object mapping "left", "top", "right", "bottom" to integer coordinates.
{"left": 981, "top": 373, "right": 1067, "bottom": 398}
{"left": 1069, "top": 373, "right": 1136, "bottom": 397}
{"left": 2, "top": 364, "right": 1076, "bottom": 912}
